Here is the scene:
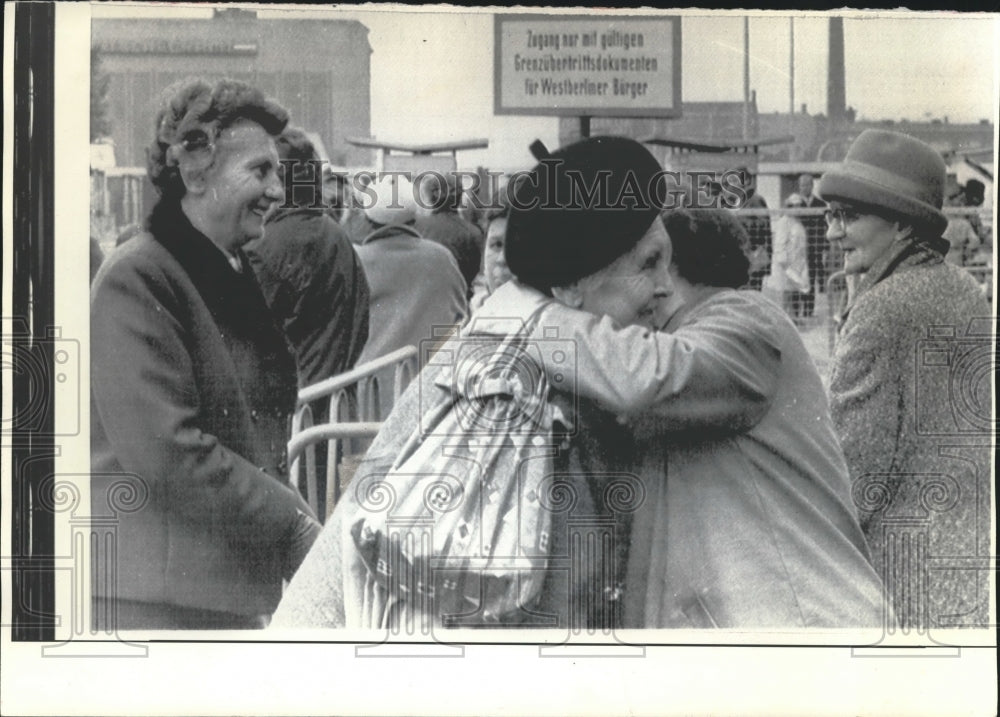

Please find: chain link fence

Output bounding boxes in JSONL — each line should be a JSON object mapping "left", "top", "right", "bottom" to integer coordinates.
{"left": 731, "top": 205, "right": 993, "bottom": 382}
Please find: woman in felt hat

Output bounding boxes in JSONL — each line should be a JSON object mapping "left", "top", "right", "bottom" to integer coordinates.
{"left": 819, "top": 130, "right": 991, "bottom": 629}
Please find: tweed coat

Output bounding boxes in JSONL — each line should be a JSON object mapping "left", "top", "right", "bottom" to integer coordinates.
{"left": 90, "top": 201, "right": 311, "bottom": 619}
{"left": 829, "top": 236, "right": 992, "bottom": 628}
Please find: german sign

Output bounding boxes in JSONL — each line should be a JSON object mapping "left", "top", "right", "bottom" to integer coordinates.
{"left": 494, "top": 14, "right": 682, "bottom": 117}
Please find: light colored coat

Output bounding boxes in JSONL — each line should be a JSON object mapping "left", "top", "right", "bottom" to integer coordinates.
{"left": 535, "top": 288, "right": 887, "bottom": 628}
{"left": 770, "top": 214, "right": 810, "bottom": 293}
{"left": 271, "top": 283, "right": 605, "bottom": 629}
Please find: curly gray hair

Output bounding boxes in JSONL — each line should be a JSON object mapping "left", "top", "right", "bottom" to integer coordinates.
{"left": 146, "top": 77, "right": 289, "bottom": 200}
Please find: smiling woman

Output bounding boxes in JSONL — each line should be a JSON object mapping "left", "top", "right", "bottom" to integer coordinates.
{"left": 90, "top": 78, "right": 319, "bottom": 630}
{"left": 552, "top": 217, "right": 673, "bottom": 330}
{"left": 187, "top": 121, "right": 284, "bottom": 250}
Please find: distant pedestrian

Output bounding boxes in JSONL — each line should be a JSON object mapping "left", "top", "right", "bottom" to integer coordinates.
{"left": 415, "top": 173, "right": 483, "bottom": 292}
{"left": 353, "top": 174, "right": 467, "bottom": 416}
{"left": 767, "top": 193, "right": 810, "bottom": 322}
{"left": 797, "top": 173, "right": 828, "bottom": 315}
{"left": 730, "top": 167, "right": 771, "bottom": 290}
{"left": 244, "top": 127, "right": 370, "bottom": 389}
{"left": 468, "top": 176, "right": 519, "bottom": 312}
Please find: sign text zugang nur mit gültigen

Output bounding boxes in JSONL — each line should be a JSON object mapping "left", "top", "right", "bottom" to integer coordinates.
{"left": 495, "top": 17, "right": 681, "bottom": 117}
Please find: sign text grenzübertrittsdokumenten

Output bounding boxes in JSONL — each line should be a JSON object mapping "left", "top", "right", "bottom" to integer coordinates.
{"left": 495, "top": 14, "right": 682, "bottom": 117}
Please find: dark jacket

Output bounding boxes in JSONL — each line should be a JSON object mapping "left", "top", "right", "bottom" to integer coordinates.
{"left": 415, "top": 210, "right": 484, "bottom": 291}
{"left": 830, "top": 236, "right": 992, "bottom": 628}
{"left": 245, "top": 207, "right": 370, "bottom": 388}
{"left": 90, "top": 201, "right": 310, "bottom": 618}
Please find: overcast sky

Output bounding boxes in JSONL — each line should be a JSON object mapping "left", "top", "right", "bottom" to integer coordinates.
{"left": 92, "top": 4, "right": 999, "bottom": 170}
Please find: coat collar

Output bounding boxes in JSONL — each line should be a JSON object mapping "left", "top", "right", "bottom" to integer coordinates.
{"left": 361, "top": 222, "right": 421, "bottom": 245}
{"left": 661, "top": 285, "right": 731, "bottom": 333}
{"left": 146, "top": 200, "right": 287, "bottom": 347}
{"left": 839, "top": 234, "right": 948, "bottom": 325}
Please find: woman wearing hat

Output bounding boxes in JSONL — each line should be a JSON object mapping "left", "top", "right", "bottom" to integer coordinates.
{"left": 272, "top": 136, "right": 671, "bottom": 629}
{"left": 272, "top": 137, "right": 884, "bottom": 629}
{"left": 818, "top": 130, "right": 990, "bottom": 628}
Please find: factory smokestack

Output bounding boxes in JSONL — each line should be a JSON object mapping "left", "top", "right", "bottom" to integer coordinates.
{"left": 828, "top": 17, "right": 846, "bottom": 121}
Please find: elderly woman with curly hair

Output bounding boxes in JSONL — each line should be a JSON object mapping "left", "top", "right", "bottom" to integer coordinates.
{"left": 527, "top": 207, "right": 888, "bottom": 628}
{"left": 90, "top": 78, "right": 320, "bottom": 629}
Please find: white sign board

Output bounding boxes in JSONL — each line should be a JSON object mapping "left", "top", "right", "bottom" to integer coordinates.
{"left": 494, "top": 14, "right": 681, "bottom": 117}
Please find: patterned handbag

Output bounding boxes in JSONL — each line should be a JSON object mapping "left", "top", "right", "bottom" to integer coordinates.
{"left": 349, "top": 317, "right": 563, "bottom": 626}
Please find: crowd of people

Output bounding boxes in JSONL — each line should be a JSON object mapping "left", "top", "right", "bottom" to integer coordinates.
{"left": 90, "top": 77, "right": 991, "bottom": 632}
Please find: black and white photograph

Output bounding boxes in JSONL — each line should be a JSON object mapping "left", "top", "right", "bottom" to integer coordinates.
{"left": 3, "top": 3, "right": 997, "bottom": 715}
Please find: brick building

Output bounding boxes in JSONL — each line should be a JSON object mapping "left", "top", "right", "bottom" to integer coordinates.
{"left": 92, "top": 8, "right": 372, "bottom": 168}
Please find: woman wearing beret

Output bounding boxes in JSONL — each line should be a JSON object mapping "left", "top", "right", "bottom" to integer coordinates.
{"left": 91, "top": 78, "right": 320, "bottom": 629}
{"left": 272, "top": 136, "right": 670, "bottom": 629}
{"left": 273, "top": 137, "right": 885, "bottom": 630}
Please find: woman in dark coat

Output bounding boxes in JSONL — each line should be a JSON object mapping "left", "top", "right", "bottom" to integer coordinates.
{"left": 90, "top": 78, "right": 319, "bottom": 629}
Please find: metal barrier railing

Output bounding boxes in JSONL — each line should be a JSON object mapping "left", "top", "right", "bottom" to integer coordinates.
{"left": 289, "top": 345, "right": 419, "bottom": 520}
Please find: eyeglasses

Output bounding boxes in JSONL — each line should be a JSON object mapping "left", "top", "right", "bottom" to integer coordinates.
{"left": 824, "top": 206, "right": 862, "bottom": 227}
